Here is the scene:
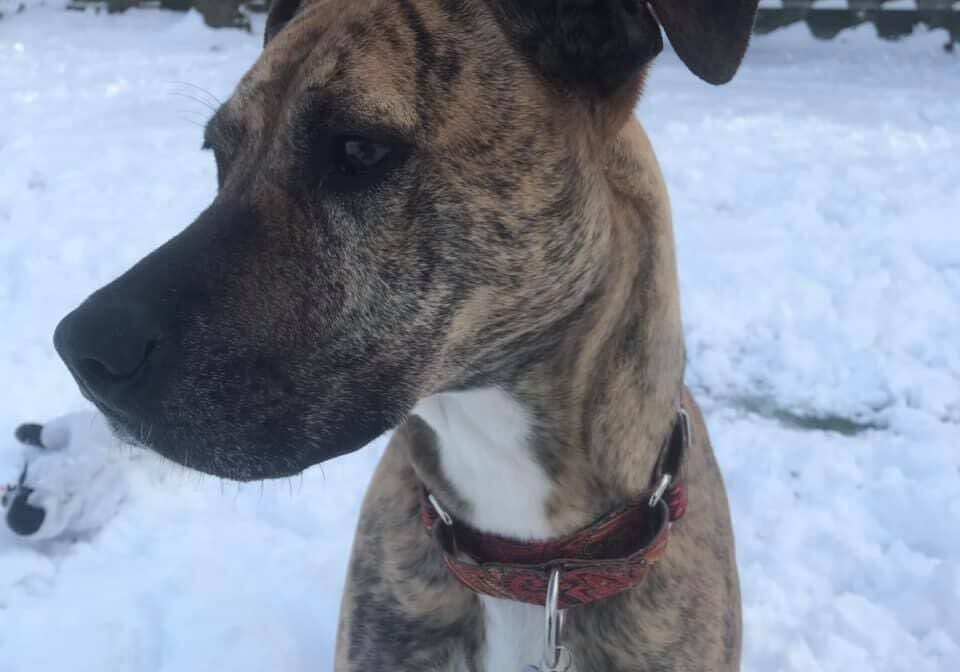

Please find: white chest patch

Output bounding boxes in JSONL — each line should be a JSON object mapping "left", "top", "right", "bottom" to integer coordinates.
{"left": 481, "top": 597, "right": 546, "bottom": 672}
{"left": 412, "top": 387, "right": 554, "bottom": 671}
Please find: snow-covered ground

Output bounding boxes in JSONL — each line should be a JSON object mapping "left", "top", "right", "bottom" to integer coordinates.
{"left": 1, "top": 5, "right": 957, "bottom": 671}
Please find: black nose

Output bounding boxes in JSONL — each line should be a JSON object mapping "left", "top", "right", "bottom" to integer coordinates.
{"left": 54, "top": 295, "right": 161, "bottom": 406}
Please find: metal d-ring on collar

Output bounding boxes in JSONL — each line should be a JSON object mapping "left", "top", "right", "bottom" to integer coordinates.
{"left": 430, "top": 494, "right": 571, "bottom": 671}
{"left": 541, "top": 567, "right": 572, "bottom": 671}
{"left": 650, "top": 406, "right": 691, "bottom": 509}
{"left": 532, "top": 407, "right": 691, "bottom": 671}
{"left": 524, "top": 568, "right": 571, "bottom": 672}
{"left": 428, "top": 493, "right": 454, "bottom": 526}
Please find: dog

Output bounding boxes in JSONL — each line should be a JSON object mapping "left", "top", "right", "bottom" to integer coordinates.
{"left": 52, "top": 0, "right": 759, "bottom": 669}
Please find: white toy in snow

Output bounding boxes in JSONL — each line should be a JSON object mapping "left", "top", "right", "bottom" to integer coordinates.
{"left": 1, "top": 411, "right": 128, "bottom": 541}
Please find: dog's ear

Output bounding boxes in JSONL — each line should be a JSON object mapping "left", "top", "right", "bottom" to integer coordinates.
{"left": 487, "top": 0, "right": 665, "bottom": 99}
{"left": 488, "top": 1, "right": 758, "bottom": 92}
{"left": 265, "top": 0, "right": 304, "bottom": 45}
{"left": 648, "top": 0, "right": 760, "bottom": 85}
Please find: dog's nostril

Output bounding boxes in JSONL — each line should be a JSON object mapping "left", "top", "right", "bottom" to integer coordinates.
{"left": 79, "top": 357, "right": 126, "bottom": 384}
{"left": 77, "top": 338, "right": 159, "bottom": 385}
{"left": 55, "top": 297, "right": 167, "bottom": 401}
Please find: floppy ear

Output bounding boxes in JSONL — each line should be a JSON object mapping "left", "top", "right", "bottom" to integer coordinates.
{"left": 489, "top": 0, "right": 758, "bottom": 93}
{"left": 486, "top": 0, "right": 665, "bottom": 98}
{"left": 648, "top": 0, "right": 759, "bottom": 85}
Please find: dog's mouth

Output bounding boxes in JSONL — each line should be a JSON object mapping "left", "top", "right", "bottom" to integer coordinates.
{"left": 63, "top": 335, "right": 402, "bottom": 482}
{"left": 56, "top": 327, "right": 379, "bottom": 482}
{"left": 96, "top": 404, "right": 327, "bottom": 482}
{"left": 58, "top": 318, "right": 400, "bottom": 482}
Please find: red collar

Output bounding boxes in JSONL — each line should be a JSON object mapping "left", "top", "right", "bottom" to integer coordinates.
{"left": 420, "top": 409, "right": 690, "bottom": 609}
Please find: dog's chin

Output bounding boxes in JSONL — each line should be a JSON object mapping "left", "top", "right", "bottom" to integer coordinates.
{"left": 96, "top": 398, "right": 399, "bottom": 482}
{"left": 98, "top": 410, "right": 323, "bottom": 482}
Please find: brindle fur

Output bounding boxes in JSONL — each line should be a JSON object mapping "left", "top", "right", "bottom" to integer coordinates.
{"left": 54, "top": 0, "right": 758, "bottom": 669}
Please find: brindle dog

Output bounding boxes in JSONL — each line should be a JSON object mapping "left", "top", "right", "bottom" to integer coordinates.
{"left": 53, "top": 0, "right": 759, "bottom": 669}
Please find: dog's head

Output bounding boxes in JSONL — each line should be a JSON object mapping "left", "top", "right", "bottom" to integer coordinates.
{"left": 53, "top": 0, "right": 757, "bottom": 480}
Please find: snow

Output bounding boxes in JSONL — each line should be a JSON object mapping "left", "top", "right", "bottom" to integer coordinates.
{"left": 1, "top": 6, "right": 958, "bottom": 672}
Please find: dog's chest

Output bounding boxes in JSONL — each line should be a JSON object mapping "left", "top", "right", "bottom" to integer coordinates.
{"left": 413, "top": 388, "right": 557, "bottom": 671}
{"left": 482, "top": 598, "right": 548, "bottom": 672}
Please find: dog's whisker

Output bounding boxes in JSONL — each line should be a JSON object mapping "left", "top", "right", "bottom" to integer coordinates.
{"left": 168, "top": 81, "right": 219, "bottom": 102}
{"left": 175, "top": 106, "right": 210, "bottom": 118}
{"left": 169, "top": 90, "right": 219, "bottom": 114}
{"left": 176, "top": 112, "right": 209, "bottom": 126}
{"left": 167, "top": 81, "right": 222, "bottom": 108}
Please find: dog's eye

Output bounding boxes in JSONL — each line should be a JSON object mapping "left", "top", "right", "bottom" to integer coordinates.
{"left": 324, "top": 135, "right": 406, "bottom": 192}
{"left": 337, "top": 138, "right": 391, "bottom": 174}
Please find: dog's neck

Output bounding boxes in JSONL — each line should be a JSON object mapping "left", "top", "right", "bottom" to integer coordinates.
{"left": 411, "top": 122, "right": 684, "bottom": 539}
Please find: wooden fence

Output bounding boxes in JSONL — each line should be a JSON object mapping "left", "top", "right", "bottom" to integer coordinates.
{"left": 37, "top": 0, "right": 960, "bottom": 48}
{"left": 756, "top": 0, "right": 959, "bottom": 49}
